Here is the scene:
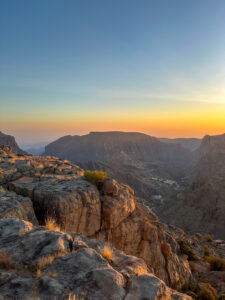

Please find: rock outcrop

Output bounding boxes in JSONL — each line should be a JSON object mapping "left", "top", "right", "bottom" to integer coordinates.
{"left": 0, "top": 187, "right": 38, "bottom": 225}
{"left": 0, "top": 147, "right": 193, "bottom": 290}
{"left": 0, "top": 218, "right": 191, "bottom": 300}
{"left": 0, "top": 132, "right": 26, "bottom": 154}
{"left": 1, "top": 147, "right": 225, "bottom": 297}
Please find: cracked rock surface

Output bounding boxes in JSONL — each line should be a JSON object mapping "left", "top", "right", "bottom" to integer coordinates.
{"left": 0, "top": 218, "right": 191, "bottom": 300}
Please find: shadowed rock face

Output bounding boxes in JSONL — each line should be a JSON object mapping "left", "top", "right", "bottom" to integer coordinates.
{"left": 0, "top": 147, "right": 193, "bottom": 290}
{"left": 161, "top": 133, "right": 225, "bottom": 239}
{"left": 43, "top": 131, "right": 190, "bottom": 165}
{"left": 0, "top": 218, "right": 191, "bottom": 300}
{"left": 0, "top": 188, "right": 38, "bottom": 225}
{"left": 0, "top": 132, "right": 26, "bottom": 154}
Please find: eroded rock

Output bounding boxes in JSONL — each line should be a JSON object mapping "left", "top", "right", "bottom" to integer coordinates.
{"left": 0, "top": 218, "right": 191, "bottom": 300}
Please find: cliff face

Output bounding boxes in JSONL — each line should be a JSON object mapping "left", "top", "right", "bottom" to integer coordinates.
{"left": 1, "top": 147, "right": 225, "bottom": 298}
{"left": 0, "top": 146, "right": 194, "bottom": 292}
{"left": 161, "top": 133, "right": 225, "bottom": 239}
{"left": 0, "top": 131, "right": 26, "bottom": 154}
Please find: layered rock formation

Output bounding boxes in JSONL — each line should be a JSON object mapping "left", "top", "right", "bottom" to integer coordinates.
{"left": 0, "top": 218, "right": 191, "bottom": 300}
{"left": 0, "top": 146, "right": 193, "bottom": 291}
{"left": 0, "top": 132, "right": 25, "bottom": 154}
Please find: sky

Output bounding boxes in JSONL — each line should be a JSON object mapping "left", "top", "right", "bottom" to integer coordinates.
{"left": 0, "top": 0, "right": 225, "bottom": 145}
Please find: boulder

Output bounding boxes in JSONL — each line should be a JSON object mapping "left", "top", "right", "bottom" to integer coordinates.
{"left": 0, "top": 188, "right": 38, "bottom": 225}
{"left": 102, "top": 178, "right": 120, "bottom": 196}
{"left": 125, "top": 274, "right": 191, "bottom": 300}
{"left": 101, "top": 183, "right": 136, "bottom": 229}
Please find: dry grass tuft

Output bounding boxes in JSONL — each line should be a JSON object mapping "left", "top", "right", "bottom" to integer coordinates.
{"left": 205, "top": 234, "right": 214, "bottom": 242}
{"left": 35, "top": 250, "right": 69, "bottom": 274}
{"left": 68, "top": 295, "right": 76, "bottom": 300}
{"left": 102, "top": 245, "right": 113, "bottom": 260}
{"left": 133, "top": 264, "right": 148, "bottom": 276}
{"left": 45, "top": 218, "right": 61, "bottom": 232}
{"left": 37, "top": 254, "right": 55, "bottom": 271}
{"left": 0, "top": 252, "right": 14, "bottom": 270}
{"left": 36, "top": 269, "right": 58, "bottom": 279}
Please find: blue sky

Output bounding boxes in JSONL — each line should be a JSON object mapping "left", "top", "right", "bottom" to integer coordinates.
{"left": 0, "top": 0, "right": 225, "bottom": 144}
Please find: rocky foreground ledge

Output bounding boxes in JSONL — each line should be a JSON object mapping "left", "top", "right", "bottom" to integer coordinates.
{"left": 0, "top": 145, "right": 225, "bottom": 299}
{"left": 0, "top": 218, "right": 190, "bottom": 300}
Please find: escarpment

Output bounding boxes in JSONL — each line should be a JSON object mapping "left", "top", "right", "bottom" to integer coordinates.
{"left": 0, "top": 146, "right": 193, "bottom": 289}
{"left": 1, "top": 146, "right": 225, "bottom": 298}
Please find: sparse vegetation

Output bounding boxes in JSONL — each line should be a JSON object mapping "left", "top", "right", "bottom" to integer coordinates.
{"left": 133, "top": 264, "right": 148, "bottom": 276}
{"left": 102, "top": 245, "right": 113, "bottom": 260}
{"left": 204, "top": 245, "right": 211, "bottom": 256}
{"left": 198, "top": 283, "right": 218, "bottom": 300}
{"left": 83, "top": 170, "right": 107, "bottom": 188}
{"left": 45, "top": 217, "right": 61, "bottom": 232}
{"left": 205, "top": 256, "right": 225, "bottom": 271}
{"left": 0, "top": 252, "right": 14, "bottom": 269}
{"left": 36, "top": 269, "right": 58, "bottom": 279}
{"left": 68, "top": 294, "right": 76, "bottom": 300}
{"left": 178, "top": 240, "right": 196, "bottom": 260}
{"left": 35, "top": 251, "right": 68, "bottom": 274}
{"left": 37, "top": 254, "right": 56, "bottom": 271}
{"left": 205, "top": 234, "right": 214, "bottom": 242}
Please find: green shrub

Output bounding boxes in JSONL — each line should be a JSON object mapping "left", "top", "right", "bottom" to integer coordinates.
{"left": 83, "top": 170, "right": 107, "bottom": 188}
{"left": 178, "top": 240, "right": 196, "bottom": 260}
{"left": 205, "top": 256, "right": 225, "bottom": 271}
{"left": 198, "top": 283, "right": 218, "bottom": 300}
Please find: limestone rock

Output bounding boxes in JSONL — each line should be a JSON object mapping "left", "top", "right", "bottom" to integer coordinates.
{"left": 125, "top": 274, "right": 191, "bottom": 300}
{"left": 0, "top": 188, "right": 38, "bottom": 225}
{"left": 0, "top": 149, "right": 194, "bottom": 288}
{"left": 101, "top": 183, "right": 136, "bottom": 229}
{"left": 9, "top": 176, "right": 101, "bottom": 236}
{"left": 102, "top": 178, "right": 120, "bottom": 196}
{"left": 0, "top": 218, "right": 191, "bottom": 300}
